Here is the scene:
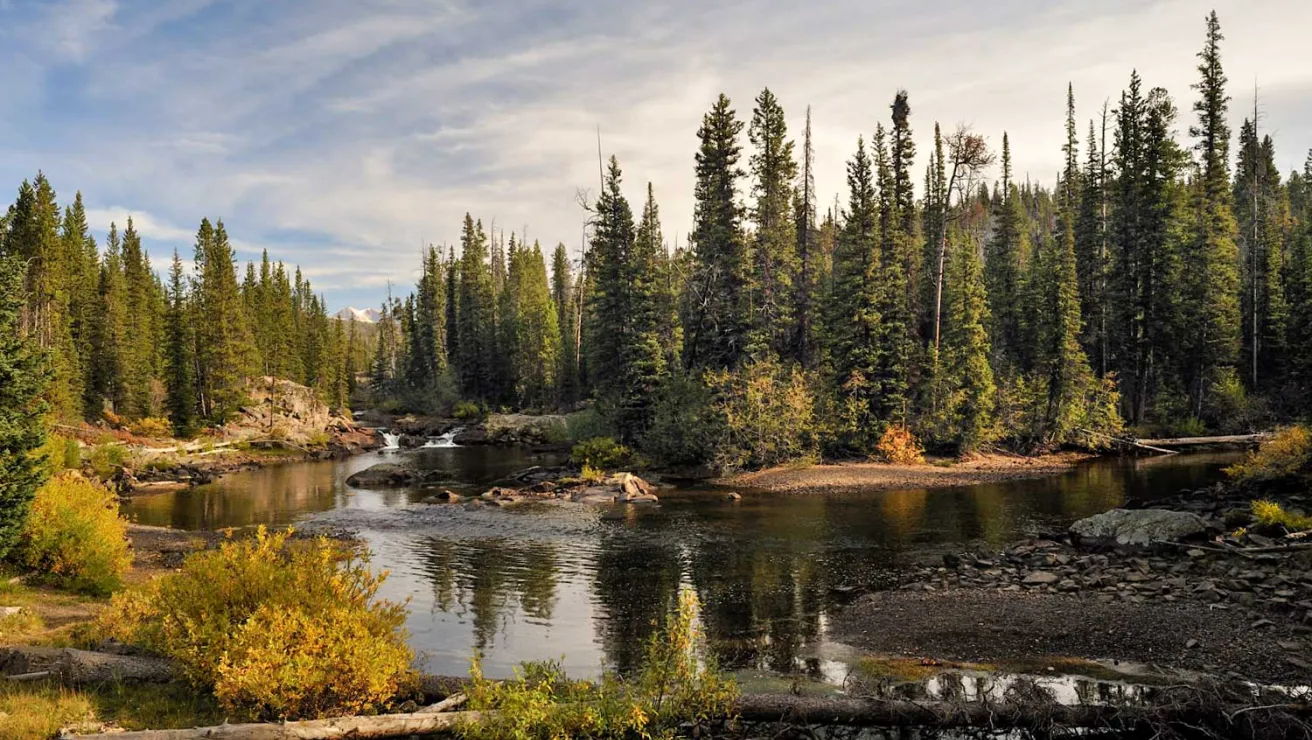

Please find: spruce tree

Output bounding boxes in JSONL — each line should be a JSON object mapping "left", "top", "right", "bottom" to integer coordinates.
{"left": 939, "top": 224, "right": 996, "bottom": 450}
{"left": 792, "top": 106, "right": 819, "bottom": 368}
{"left": 456, "top": 215, "right": 496, "bottom": 401}
{"left": 193, "top": 219, "right": 257, "bottom": 422}
{"left": 984, "top": 133, "right": 1031, "bottom": 369}
{"left": 746, "top": 87, "right": 798, "bottom": 359}
{"left": 406, "top": 246, "right": 448, "bottom": 396}
{"left": 684, "top": 94, "right": 750, "bottom": 371}
{"left": 587, "top": 158, "right": 668, "bottom": 440}
{"left": 0, "top": 254, "right": 49, "bottom": 559}
{"left": 445, "top": 246, "right": 460, "bottom": 365}
{"left": 93, "top": 224, "right": 129, "bottom": 417}
{"left": 1235, "top": 120, "right": 1289, "bottom": 392}
{"left": 1075, "top": 116, "right": 1111, "bottom": 375}
{"left": 164, "top": 250, "right": 196, "bottom": 435}
{"left": 551, "top": 243, "right": 579, "bottom": 405}
{"left": 59, "top": 193, "right": 99, "bottom": 420}
{"left": 1184, "top": 10, "right": 1242, "bottom": 415}
{"left": 511, "top": 242, "right": 559, "bottom": 408}
{"left": 120, "top": 217, "right": 159, "bottom": 417}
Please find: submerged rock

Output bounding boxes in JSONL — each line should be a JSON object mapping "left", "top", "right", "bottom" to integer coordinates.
{"left": 1070, "top": 508, "right": 1211, "bottom": 546}
{"left": 568, "top": 473, "right": 660, "bottom": 505}
{"left": 345, "top": 463, "right": 442, "bottom": 488}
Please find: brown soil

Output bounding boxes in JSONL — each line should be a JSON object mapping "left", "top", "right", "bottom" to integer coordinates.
{"left": 830, "top": 589, "right": 1306, "bottom": 684}
{"left": 722, "top": 452, "right": 1093, "bottom": 494}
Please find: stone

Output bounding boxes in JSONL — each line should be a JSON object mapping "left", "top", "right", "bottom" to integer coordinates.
{"left": 0, "top": 607, "right": 22, "bottom": 619}
{"left": 346, "top": 463, "right": 431, "bottom": 488}
{"left": 943, "top": 553, "right": 962, "bottom": 569}
{"left": 1185, "top": 639, "right": 1199, "bottom": 649}
{"left": 1070, "top": 508, "right": 1211, "bottom": 546}
{"left": 723, "top": 491, "right": 743, "bottom": 501}
{"left": 1022, "top": 571, "right": 1061, "bottom": 586}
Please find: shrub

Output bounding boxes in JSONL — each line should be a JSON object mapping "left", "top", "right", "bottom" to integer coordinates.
{"left": 459, "top": 590, "right": 737, "bottom": 740}
{"left": 16, "top": 472, "right": 131, "bottom": 595}
{"left": 641, "top": 375, "right": 720, "bottom": 468}
{"left": 704, "top": 359, "right": 819, "bottom": 471}
{"left": 36, "top": 434, "right": 81, "bottom": 476}
{"left": 877, "top": 425, "right": 925, "bottom": 465}
{"left": 97, "top": 528, "right": 414, "bottom": 720}
{"left": 87, "top": 443, "right": 127, "bottom": 480}
{"left": 129, "top": 417, "right": 173, "bottom": 439}
{"left": 565, "top": 407, "right": 612, "bottom": 443}
{"left": 1203, "top": 367, "right": 1270, "bottom": 434}
{"left": 1226, "top": 426, "right": 1312, "bottom": 486}
{"left": 453, "top": 401, "right": 484, "bottom": 422}
{"left": 579, "top": 464, "right": 607, "bottom": 484}
{"left": 571, "top": 437, "right": 631, "bottom": 471}
{"left": 1251, "top": 500, "right": 1312, "bottom": 532}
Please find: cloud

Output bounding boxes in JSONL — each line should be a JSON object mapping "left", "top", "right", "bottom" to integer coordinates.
{"left": 4, "top": 0, "right": 1312, "bottom": 311}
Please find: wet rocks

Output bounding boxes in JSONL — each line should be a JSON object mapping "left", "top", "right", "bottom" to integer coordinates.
{"left": 1070, "top": 508, "right": 1212, "bottom": 546}
{"left": 346, "top": 463, "right": 445, "bottom": 488}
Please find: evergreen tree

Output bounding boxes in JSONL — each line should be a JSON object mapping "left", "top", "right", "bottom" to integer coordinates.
{"left": 828, "top": 136, "right": 884, "bottom": 452}
{"left": 587, "top": 158, "right": 668, "bottom": 440}
{"left": 746, "top": 87, "right": 798, "bottom": 359}
{"left": 164, "top": 250, "right": 196, "bottom": 435}
{"left": 938, "top": 224, "right": 996, "bottom": 450}
{"left": 406, "top": 246, "right": 448, "bottom": 395}
{"left": 1183, "top": 10, "right": 1242, "bottom": 414}
{"left": 684, "top": 94, "right": 750, "bottom": 371}
{"left": 445, "top": 246, "right": 460, "bottom": 366}
{"left": 551, "top": 243, "right": 578, "bottom": 405}
{"left": 93, "top": 224, "right": 129, "bottom": 417}
{"left": 984, "top": 133, "right": 1032, "bottom": 369}
{"left": 0, "top": 254, "right": 49, "bottom": 559}
{"left": 59, "top": 193, "right": 99, "bottom": 420}
{"left": 1235, "top": 119, "right": 1289, "bottom": 392}
{"left": 511, "top": 242, "right": 559, "bottom": 408}
{"left": 792, "top": 106, "right": 820, "bottom": 368}
{"left": 456, "top": 215, "right": 497, "bottom": 401}
{"left": 193, "top": 219, "right": 257, "bottom": 422}
{"left": 498, "top": 234, "right": 523, "bottom": 404}
{"left": 120, "top": 217, "right": 159, "bottom": 417}
{"left": 1075, "top": 115, "right": 1111, "bottom": 375}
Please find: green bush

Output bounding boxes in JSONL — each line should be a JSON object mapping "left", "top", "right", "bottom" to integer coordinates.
{"left": 129, "top": 417, "right": 173, "bottom": 439}
{"left": 87, "top": 443, "right": 127, "bottom": 480}
{"left": 97, "top": 528, "right": 414, "bottom": 720}
{"left": 704, "top": 358, "right": 819, "bottom": 471}
{"left": 571, "top": 437, "right": 631, "bottom": 471}
{"left": 36, "top": 434, "right": 82, "bottom": 476}
{"left": 565, "top": 407, "right": 612, "bottom": 443}
{"left": 1203, "top": 367, "right": 1269, "bottom": 434}
{"left": 459, "top": 590, "right": 737, "bottom": 740}
{"left": 453, "top": 401, "right": 485, "bottom": 422}
{"left": 16, "top": 472, "right": 131, "bottom": 595}
{"left": 641, "top": 374, "right": 721, "bottom": 468}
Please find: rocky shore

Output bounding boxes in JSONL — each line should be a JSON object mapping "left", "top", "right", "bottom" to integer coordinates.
{"left": 835, "top": 487, "right": 1312, "bottom": 684}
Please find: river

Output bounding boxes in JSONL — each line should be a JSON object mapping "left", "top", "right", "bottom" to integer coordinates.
{"left": 121, "top": 448, "right": 1240, "bottom": 681}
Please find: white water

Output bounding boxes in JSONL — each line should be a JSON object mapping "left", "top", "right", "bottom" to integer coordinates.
{"left": 422, "top": 427, "right": 464, "bottom": 448}
{"left": 380, "top": 431, "right": 402, "bottom": 450}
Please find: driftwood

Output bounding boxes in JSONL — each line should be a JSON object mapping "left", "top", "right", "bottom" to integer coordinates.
{"left": 71, "top": 692, "right": 1312, "bottom": 739}
{"left": 1137, "top": 433, "right": 1271, "bottom": 448}
{"left": 0, "top": 646, "right": 176, "bottom": 685}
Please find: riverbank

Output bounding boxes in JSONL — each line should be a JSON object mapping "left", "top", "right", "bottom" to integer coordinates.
{"left": 721, "top": 451, "right": 1094, "bottom": 494}
{"left": 831, "top": 483, "right": 1312, "bottom": 685}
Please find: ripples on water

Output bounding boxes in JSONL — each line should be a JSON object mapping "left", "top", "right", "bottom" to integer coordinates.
{"left": 122, "top": 450, "right": 1242, "bottom": 679}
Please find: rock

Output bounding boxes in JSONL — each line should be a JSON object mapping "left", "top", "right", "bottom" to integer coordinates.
{"left": 1186, "top": 638, "right": 1199, "bottom": 649}
{"left": 0, "top": 607, "right": 22, "bottom": 619}
{"left": 723, "top": 491, "right": 743, "bottom": 502}
{"left": 346, "top": 463, "right": 430, "bottom": 488}
{"left": 1070, "top": 508, "right": 1211, "bottom": 546}
{"left": 943, "top": 553, "right": 962, "bottom": 569}
{"left": 1022, "top": 571, "right": 1061, "bottom": 586}
{"left": 611, "top": 473, "right": 659, "bottom": 504}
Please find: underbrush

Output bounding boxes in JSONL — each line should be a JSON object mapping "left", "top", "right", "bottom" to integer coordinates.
{"left": 1225, "top": 425, "right": 1311, "bottom": 487}
{"left": 15, "top": 472, "right": 131, "bottom": 595}
{"left": 1250, "top": 500, "right": 1312, "bottom": 532}
{"left": 0, "top": 680, "right": 222, "bottom": 739}
{"left": 96, "top": 527, "right": 415, "bottom": 721}
{"left": 571, "top": 437, "right": 632, "bottom": 471}
{"left": 459, "top": 590, "right": 737, "bottom": 740}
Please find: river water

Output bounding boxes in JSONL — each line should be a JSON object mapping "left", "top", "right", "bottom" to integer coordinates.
{"left": 121, "top": 449, "right": 1240, "bottom": 681}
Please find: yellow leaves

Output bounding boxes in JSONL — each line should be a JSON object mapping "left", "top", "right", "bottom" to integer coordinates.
{"left": 1226, "top": 425, "right": 1312, "bottom": 485}
{"left": 18, "top": 472, "right": 131, "bottom": 595}
{"left": 877, "top": 424, "right": 924, "bottom": 465}
{"left": 95, "top": 527, "right": 412, "bottom": 721}
{"left": 1251, "top": 500, "right": 1312, "bottom": 532}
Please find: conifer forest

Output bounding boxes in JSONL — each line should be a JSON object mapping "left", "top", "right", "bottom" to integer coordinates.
{"left": 3, "top": 12, "right": 1310, "bottom": 468}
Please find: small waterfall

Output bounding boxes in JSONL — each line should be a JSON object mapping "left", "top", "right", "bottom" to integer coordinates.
{"left": 422, "top": 427, "right": 464, "bottom": 448}
{"left": 379, "top": 431, "right": 402, "bottom": 450}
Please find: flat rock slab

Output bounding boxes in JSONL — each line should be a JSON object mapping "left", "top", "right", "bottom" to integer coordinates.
{"left": 1070, "top": 508, "right": 1211, "bottom": 546}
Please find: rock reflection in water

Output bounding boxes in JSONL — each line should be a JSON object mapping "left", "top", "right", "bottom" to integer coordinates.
{"left": 126, "top": 449, "right": 1242, "bottom": 680}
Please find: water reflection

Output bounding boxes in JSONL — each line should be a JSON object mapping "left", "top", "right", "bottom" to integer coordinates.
{"left": 123, "top": 450, "right": 1241, "bottom": 679}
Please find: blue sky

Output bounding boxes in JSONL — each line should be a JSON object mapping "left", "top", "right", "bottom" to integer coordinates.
{"left": 2, "top": 0, "right": 1310, "bottom": 311}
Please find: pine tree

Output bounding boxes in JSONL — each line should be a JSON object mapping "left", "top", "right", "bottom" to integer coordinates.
{"left": 1075, "top": 115, "right": 1111, "bottom": 375}
{"left": 587, "top": 158, "right": 668, "bottom": 440}
{"left": 746, "top": 87, "right": 798, "bottom": 359}
{"left": 551, "top": 243, "right": 578, "bottom": 405}
{"left": 984, "top": 133, "right": 1032, "bottom": 369}
{"left": 828, "top": 136, "right": 884, "bottom": 452}
{"left": 1184, "top": 10, "right": 1242, "bottom": 415}
{"left": 445, "top": 246, "right": 460, "bottom": 365}
{"left": 511, "top": 242, "right": 559, "bottom": 408}
{"left": 164, "top": 250, "right": 196, "bottom": 435}
{"left": 456, "top": 215, "right": 497, "bottom": 401}
{"left": 684, "top": 94, "right": 750, "bottom": 371}
{"left": 939, "top": 224, "right": 996, "bottom": 450}
{"left": 406, "top": 246, "right": 448, "bottom": 396}
{"left": 59, "top": 193, "right": 99, "bottom": 420}
{"left": 120, "top": 217, "right": 159, "bottom": 417}
{"left": 1235, "top": 120, "right": 1290, "bottom": 392}
{"left": 879, "top": 93, "right": 919, "bottom": 423}
{"left": 93, "top": 224, "right": 129, "bottom": 417}
{"left": 0, "top": 253, "right": 49, "bottom": 559}
{"left": 792, "top": 106, "right": 820, "bottom": 368}
{"left": 193, "top": 219, "right": 257, "bottom": 422}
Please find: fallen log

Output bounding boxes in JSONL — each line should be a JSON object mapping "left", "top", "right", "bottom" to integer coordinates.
{"left": 1137, "top": 433, "right": 1271, "bottom": 448}
{"left": 0, "top": 646, "right": 176, "bottom": 685}
{"left": 72, "top": 692, "right": 1312, "bottom": 739}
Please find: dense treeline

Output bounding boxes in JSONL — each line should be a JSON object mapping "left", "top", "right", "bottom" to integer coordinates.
{"left": 0, "top": 183, "right": 368, "bottom": 435}
{"left": 4, "top": 12, "right": 1312, "bottom": 467}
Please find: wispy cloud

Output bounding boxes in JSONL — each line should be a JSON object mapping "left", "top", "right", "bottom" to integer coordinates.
{"left": 3, "top": 0, "right": 1311, "bottom": 309}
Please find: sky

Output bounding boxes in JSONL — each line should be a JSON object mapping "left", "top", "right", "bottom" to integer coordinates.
{"left": 2, "top": 0, "right": 1311, "bottom": 312}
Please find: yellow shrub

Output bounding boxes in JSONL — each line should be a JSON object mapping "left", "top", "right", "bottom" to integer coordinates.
{"left": 97, "top": 528, "right": 413, "bottom": 720}
{"left": 877, "top": 425, "right": 925, "bottom": 465}
{"left": 1251, "top": 500, "right": 1312, "bottom": 532}
{"left": 1226, "top": 426, "right": 1312, "bottom": 485}
{"left": 129, "top": 417, "right": 173, "bottom": 439}
{"left": 17, "top": 473, "right": 131, "bottom": 595}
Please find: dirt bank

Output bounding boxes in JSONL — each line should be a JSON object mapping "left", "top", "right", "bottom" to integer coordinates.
{"left": 722, "top": 452, "right": 1093, "bottom": 494}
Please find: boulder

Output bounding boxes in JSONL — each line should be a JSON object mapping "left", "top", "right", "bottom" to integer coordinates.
{"left": 346, "top": 463, "right": 438, "bottom": 489}
{"left": 567, "top": 473, "right": 660, "bottom": 505}
{"left": 1070, "top": 508, "right": 1212, "bottom": 547}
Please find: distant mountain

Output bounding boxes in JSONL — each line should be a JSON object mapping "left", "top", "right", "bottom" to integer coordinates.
{"left": 334, "top": 307, "right": 380, "bottom": 323}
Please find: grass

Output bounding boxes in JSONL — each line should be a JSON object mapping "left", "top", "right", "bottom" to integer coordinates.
{"left": 0, "top": 681, "right": 223, "bottom": 739}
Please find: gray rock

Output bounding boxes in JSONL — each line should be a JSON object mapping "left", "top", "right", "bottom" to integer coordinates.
{"left": 1022, "top": 571, "right": 1061, "bottom": 586}
{"left": 1070, "top": 508, "right": 1211, "bottom": 546}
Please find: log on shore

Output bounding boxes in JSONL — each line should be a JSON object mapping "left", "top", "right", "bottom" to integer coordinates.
{"left": 72, "top": 693, "right": 1312, "bottom": 739}
{"left": 0, "top": 646, "right": 176, "bottom": 685}
{"left": 1136, "top": 433, "right": 1271, "bottom": 447}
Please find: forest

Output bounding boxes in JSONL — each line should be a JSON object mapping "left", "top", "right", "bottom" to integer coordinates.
{"left": 3, "top": 12, "right": 1311, "bottom": 471}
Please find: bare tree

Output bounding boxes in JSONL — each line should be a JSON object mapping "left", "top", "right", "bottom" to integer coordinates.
{"left": 932, "top": 125, "right": 995, "bottom": 353}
